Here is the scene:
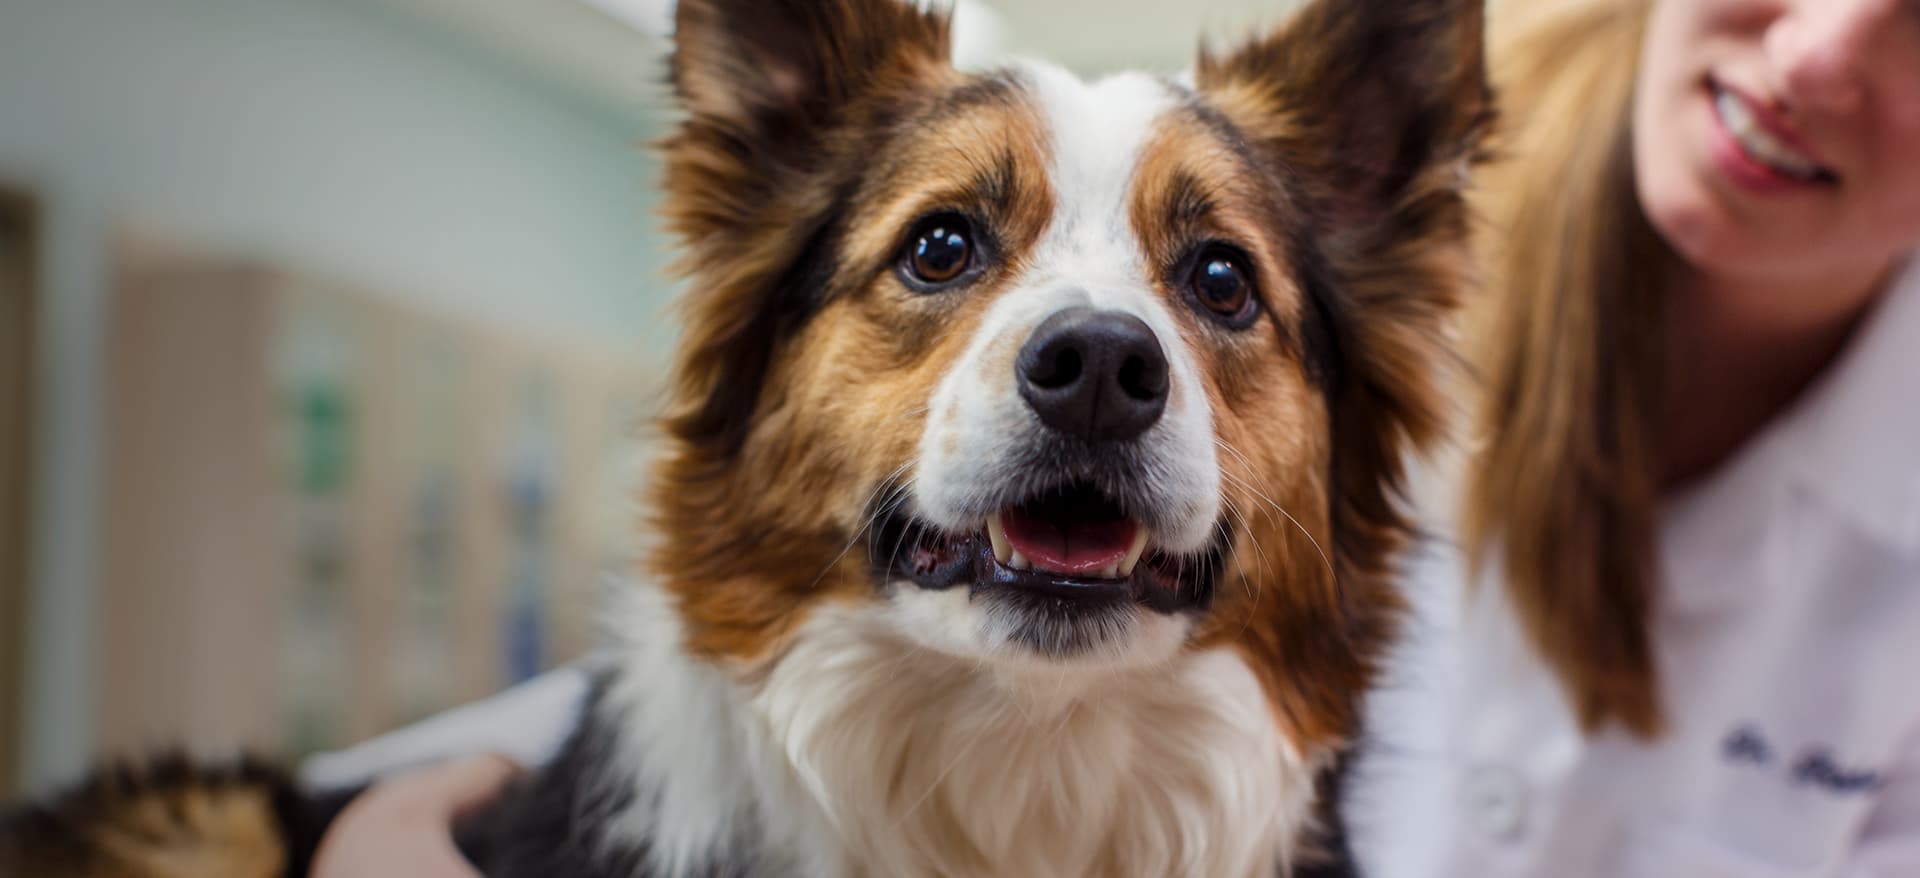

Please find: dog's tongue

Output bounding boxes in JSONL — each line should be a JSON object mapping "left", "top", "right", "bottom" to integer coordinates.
{"left": 1002, "top": 506, "right": 1137, "bottom": 575}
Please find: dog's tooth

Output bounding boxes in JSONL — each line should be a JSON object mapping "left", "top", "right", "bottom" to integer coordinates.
{"left": 986, "top": 512, "right": 1012, "bottom": 564}
{"left": 1116, "top": 527, "right": 1152, "bottom": 578}
{"left": 1009, "top": 550, "right": 1031, "bottom": 571}
{"left": 1098, "top": 564, "right": 1119, "bottom": 579}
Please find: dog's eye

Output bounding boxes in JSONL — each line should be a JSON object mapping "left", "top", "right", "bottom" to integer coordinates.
{"left": 904, "top": 215, "right": 973, "bottom": 287}
{"left": 1189, "top": 248, "right": 1255, "bottom": 324}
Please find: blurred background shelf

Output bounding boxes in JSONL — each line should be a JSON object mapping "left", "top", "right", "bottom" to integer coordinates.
{"left": 97, "top": 243, "right": 660, "bottom": 764}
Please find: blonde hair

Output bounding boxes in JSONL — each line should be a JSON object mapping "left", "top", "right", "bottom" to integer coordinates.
{"left": 1464, "top": 0, "right": 1674, "bottom": 737}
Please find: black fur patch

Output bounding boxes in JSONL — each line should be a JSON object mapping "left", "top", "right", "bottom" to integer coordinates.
{"left": 0, "top": 755, "right": 357, "bottom": 878}
{"left": 1285, "top": 224, "right": 1350, "bottom": 399}
{"left": 454, "top": 673, "right": 762, "bottom": 878}
{"left": 1292, "top": 754, "right": 1364, "bottom": 878}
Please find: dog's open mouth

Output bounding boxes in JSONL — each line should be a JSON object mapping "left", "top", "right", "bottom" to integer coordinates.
{"left": 873, "top": 482, "right": 1222, "bottom": 614}
{"left": 987, "top": 490, "right": 1149, "bottom": 580}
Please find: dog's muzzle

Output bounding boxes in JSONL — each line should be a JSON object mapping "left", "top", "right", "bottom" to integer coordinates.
{"left": 873, "top": 304, "right": 1225, "bottom": 627}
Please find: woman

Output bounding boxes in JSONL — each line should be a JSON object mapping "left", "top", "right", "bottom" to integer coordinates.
{"left": 313, "top": 0, "right": 1920, "bottom": 874}
{"left": 1352, "top": 0, "right": 1920, "bottom": 874}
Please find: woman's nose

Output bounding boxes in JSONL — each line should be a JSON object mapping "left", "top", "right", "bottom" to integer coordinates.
{"left": 1764, "top": 0, "right": 1895, "bottom": 114}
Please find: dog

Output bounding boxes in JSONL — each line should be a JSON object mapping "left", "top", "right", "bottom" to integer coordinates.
{"left": 0, "top": 0, "right": 1490, "bottom": 874}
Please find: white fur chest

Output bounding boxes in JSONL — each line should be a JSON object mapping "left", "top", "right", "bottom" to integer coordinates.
{"left": 753, "top": 608, "right": 1315, "bottom": 878}
{"left": 602, "top": 592, "right": 1315, "bottom": 878}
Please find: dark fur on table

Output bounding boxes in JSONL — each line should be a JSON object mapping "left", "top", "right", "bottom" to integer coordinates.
{"left": 0, "top": 757, "right": 356, "bottom": 878}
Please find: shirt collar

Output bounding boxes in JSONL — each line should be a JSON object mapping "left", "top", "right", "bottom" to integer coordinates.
{"left": 1772, "top": 255, "right": 1920, "bottom": 552}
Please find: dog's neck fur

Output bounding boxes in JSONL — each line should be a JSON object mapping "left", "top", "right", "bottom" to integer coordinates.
{"left": 592, "top": 584, "right": 1316, "bottom": 878}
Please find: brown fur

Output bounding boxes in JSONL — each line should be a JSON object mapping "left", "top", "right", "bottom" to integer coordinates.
{"left": 1191, "top": 0, "right": 1495, "bottom": 745}
{"left": 0, "top": 760, "right": 310, "bottom": 878}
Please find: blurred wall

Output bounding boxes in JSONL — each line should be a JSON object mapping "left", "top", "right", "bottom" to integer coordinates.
{"left": 0, "top": 0, "right": 676, "bottom": 792}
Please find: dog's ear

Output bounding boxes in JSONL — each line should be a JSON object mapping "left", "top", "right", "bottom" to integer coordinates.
{"left": 660, "top": 0, "right": 952, "bottom": 455}
{"left": 1196, "top": 0, "right": 1491, "bottom": 227}
{"left": 1195, "top": 0, "right": 1491, "bottom": 452}
{"left": 665, "top": 0, "right": 952, "bottom": 244}
{"left": 1196, "top": 0, "right": 1492, "bottom": 705}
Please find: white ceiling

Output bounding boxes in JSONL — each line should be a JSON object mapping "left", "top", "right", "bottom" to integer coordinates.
{"left": 351, "top": 0, "right": 1304, "bottom": 123}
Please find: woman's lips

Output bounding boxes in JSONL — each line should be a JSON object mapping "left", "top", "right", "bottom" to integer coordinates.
{"left": 1704, "top": 79, "right": 1839, "bottom": 194}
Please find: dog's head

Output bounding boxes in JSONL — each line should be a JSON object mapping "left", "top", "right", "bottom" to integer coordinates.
{"left": 649, "top": 0, "right": 1488, "bottom": 749}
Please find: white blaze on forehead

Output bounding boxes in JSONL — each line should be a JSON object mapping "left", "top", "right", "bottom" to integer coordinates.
{"left": 1020, "top": 62, "right": 1179, "bottom": 289}
{"left": 912, "top": 62, "right": 1224, "bottom": 554}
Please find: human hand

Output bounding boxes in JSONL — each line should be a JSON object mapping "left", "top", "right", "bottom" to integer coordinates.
{"left": 310, "top": 753, "right": 520, "bottom": 878}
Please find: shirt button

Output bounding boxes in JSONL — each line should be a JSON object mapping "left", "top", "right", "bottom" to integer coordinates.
{"left": 1464, "top": 764, "right": 1529, "bottom": 842}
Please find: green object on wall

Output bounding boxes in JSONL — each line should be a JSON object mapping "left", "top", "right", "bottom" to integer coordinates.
{"left": 293, "top": 381, "right": 352, "bottom": 495}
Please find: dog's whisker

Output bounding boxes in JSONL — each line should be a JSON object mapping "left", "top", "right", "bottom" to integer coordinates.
{"left": 1214, "top": 439, "right": 1339, "bottom": 593}
{"left": 808, "top": 468, "right": 919, "bottom": 594}
{"left": 1219, "top": 495, "right": 1272, "bottom": 646}
{"left": 1219, "top": 493, "right": 1263, "bottom": 603}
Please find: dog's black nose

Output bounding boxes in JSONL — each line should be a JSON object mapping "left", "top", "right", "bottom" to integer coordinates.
{"left": 1018, "top": 307, "right": 1169, "bottom": 443}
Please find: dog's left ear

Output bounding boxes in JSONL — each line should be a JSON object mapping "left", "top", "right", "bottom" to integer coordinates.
{"left": 1196, "top": 0, "right": 1491, "bottom": 431}
{"left": 1196, "top": 0, "right": 1491, "bottom": 228}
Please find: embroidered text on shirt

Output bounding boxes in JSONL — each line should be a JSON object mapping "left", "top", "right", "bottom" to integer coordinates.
{"left": 1721, "top": 725, "right": 1773, "bottom": 765}
{"left": 1792, "top": 748, "right": 1885, "bottom": 795}
{"left": 1719, "top": 724, "right": 1884, "bottom": 796}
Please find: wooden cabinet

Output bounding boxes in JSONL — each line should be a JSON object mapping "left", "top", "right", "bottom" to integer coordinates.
{"left": 97, "top": 244, "right": 660, "bottom": 762}
{"left": 0, "top": 189, "right": 35, "bottom": 796}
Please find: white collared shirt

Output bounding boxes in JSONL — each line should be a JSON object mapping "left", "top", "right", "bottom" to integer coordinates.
{"left": 1352, "top": 258, "right": 1920, "bottom": 878}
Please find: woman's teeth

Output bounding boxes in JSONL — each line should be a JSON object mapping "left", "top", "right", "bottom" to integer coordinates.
{"left": 1713, "top": 86, "right": 1830, "bottom": 183}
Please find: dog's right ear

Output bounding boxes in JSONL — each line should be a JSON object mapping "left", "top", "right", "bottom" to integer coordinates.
{"left": 665, "top": 0, "right": 952, "bottom": 244}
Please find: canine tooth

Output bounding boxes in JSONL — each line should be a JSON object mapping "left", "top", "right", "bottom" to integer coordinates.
{"left": 1116, "top": 528, "right": 1152, "bottom": 578}
{"left": 1009, "top": 550, "right": 1031, "bottom": 571}
{"left": 986, "top": 512, "right": 1011, "bottom": 564}
{"left": 1098, "top": 564, "right": 1119, "bottom": 579}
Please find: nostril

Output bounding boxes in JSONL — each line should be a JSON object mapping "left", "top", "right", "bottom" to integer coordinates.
{"left": 1030, "top": 346, "right": 1083, "bottom": 390}
{"left": 1117, "top": 353, "right": 1168, "bottom": 402}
